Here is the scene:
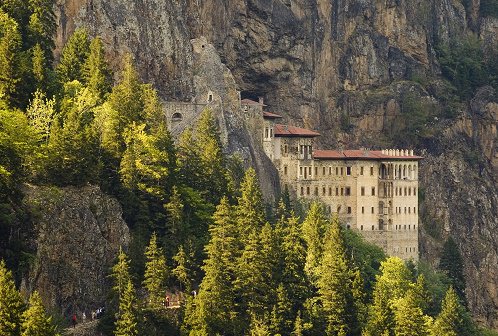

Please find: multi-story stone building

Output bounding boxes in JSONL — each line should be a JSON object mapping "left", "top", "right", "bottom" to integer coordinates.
{"left": 259, "top": 103, "right": 422, "bottom": 260}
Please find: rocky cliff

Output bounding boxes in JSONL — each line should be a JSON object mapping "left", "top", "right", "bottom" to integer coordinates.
{"left": 53, "top": 0, "right": 498, "bottom": 328}
{"left": 21, "top": 184, "right": 130, "bottom": 318}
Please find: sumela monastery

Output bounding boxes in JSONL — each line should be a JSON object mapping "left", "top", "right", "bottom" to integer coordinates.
{"left": 165, "top": 94, "right": 421, "bottom": 261}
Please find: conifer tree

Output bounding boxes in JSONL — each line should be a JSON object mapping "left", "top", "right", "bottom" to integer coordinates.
{"left": 0, "top": 10, "right": 21, "bottom": 106}
{"left": 27, "top": 0, "right": 56, "bottom": 57}
{"left": 111, "top": 248, "right": 132, "bottom": 300}
{"left": 188, "top": 197, "right": 239, "bottom": 335}
{"left": 21, "top": 291, "right": 57, "bottom": 336}
{"left": 292, "top": 311, "right": 304, "bottom": 336}
{"left": 280, "top": 213, "right": 309, "bottom": 311}
{"left": 83, "top": 36, "right": 112, "bottom": 100}
{"left": 56, "top": 28, "right": 90, "bottom": 83}
{"left": 115, "top": 280, "right": 138, "bottom": 336}
{"left": 351, "top": 268, "right": 367, "bottom": 332}
{"left": 143, "top": 232, "right": 168, "bottom": 309}
{"left": 393, "top": 289, "right": 431, "bottom": 336}
{"left": 269, "top": 283, "right": 293, "bottom": 335}
{"left": 172, "top": 244, "right": 194, "bottom": 293}
{"left": 439, "top": 237, "right": 466, "bottom": 304}
{"left": 0, "top": 260, "right": 24, "bottom": 335}
{"left": 302, "top": 202, "right": 328, "bottom": 284}
{"left": 164, "top": 186, "right": 185, "bottom": 249}
{"left": 234, "top": 222, "right": 276, "bottom": 323}
{"left": 317, "top": 217, "right": 357, "bottom": 336}
{"left": 236, "top": 168, "right": 265, "bottom": 238}
{"left": 176, "top": 128, "right": 204, "bottom": 190}
{"left": 431, "top": 286, "right": 465, "bottom": 336}
{"left": 364, "top": 257, "right": 412, "bottom": 336}
{"left": 107, "top": 54, "right": 143, "bottom": 127}
{"left": 195, "top": 108, "right": 227, "bottom": 203}
{"left": 32, "top": 43, "right": 48, "bottom": 91}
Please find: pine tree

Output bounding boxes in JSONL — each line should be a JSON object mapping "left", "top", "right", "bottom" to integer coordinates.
{"left": 430, "top": 286, "right": 469, "bottom": 336}
{"left": 195, "top": 108, "right": 228, "bottom": 204}
{"left": 439, "top": 237, "right": 466, "bottom": 304}
{"left": 317, "top": 217, "right": 356, "bottom": 336}
{"left": 83, "top": 36, "right": 112, "bottom": 100}
{"left": 172, "top": 244, "right": 194, "bottom": 293}
{"left": 143, "top": 232, "right": 168, "bottom": 309}
{"left": 21, "top": 291, "right": 57, "bottom": 336}
{"left": 351, "top": 268, "right": 367, "bottom": 332}
{"left": 364, "top": 257, "right": 413, "bottom": 336}
{"left": 164, "top": 186, "right": 185, "bottom": 250}
{"left": 269, "top": 283, "right": 293, "bottom": 335}
{"left": 302, "top": 202, "right": 328, "bottom": 284}
{"left": 56, "top": 28, "right": 90, "bottom": 83}
{"left": 111, "top": 248, "right": 132, "bottom": 300}
{"left": 46, "top": 83, "right": 100, "bottom": 185}
{"left": 32, "top": 43, "right": 48, "bottom": 90}
{"left": 0, "top": 10, "right": 21, "bottom": 106}
{"left": 114, "top": 280, "right": 138, "bottom": 336}
{"left": 236, "top": 168, "right": 265, "bottom": 239}
{"left": 107, "top": 54, "right": 144, "bottom": 127}
{"left": 292, "top": 311, "right": 304, "bottom": 336}
{"left": 234, "top": 222, "right": 276, "bottom": 323}
{"left": 0, "top": 260, "right": 24, "bottom": 336}
{"left": 392, "top": 289, "right": 430, "bottom": 336}
{"left": 176, "top": 128, "right": 204, "bottom": 191}
{"left": 27, "top": 0, "right": 56, "bottom": 57}
{"left": 280, "top": 213, "right": 309, "bottom": 311}
{"left": 188, "top": 197, "right": 239, "bottom": 335}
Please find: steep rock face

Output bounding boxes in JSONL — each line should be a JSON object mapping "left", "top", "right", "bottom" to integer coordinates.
{"left": 54, "top": 0, "right": 498, "bottom": 328}
{"left": 22, "top": 185, "right": 130, "bottom": 317}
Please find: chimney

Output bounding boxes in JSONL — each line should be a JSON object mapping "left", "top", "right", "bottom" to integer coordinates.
{"left": 259, "top": 97, "right": 264, "bottom": 105}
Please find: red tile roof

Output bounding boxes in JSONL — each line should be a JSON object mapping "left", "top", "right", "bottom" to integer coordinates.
{"left": 274, "top": 124, "right": 320, "bottom": 137}
{"left": 313, "top": 150, "right": 423, "bottom": 160}
{"left": 263, "top": 111, "right": 283, "bottom": 119}
{"left": 241, "top": 98, "right": 266, "bottom": 106}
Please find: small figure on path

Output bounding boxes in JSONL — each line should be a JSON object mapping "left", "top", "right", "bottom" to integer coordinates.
{"left": 82, "top": 312, "right": 86, "bottom": 322}
{"left": 71, "top": 313, "right": 77, "bottom": 328}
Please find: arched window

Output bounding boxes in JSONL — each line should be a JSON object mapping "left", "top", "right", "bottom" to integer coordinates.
{"left": 172, "top": 112, "right": 183, "bottom": 122}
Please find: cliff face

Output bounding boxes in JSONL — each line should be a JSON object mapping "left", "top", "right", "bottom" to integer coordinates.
{"left": 22, "top": 185, "right": 130, "bottom": 317}
{"left": 54, "top": 0, "right": 498, "bottom": 328}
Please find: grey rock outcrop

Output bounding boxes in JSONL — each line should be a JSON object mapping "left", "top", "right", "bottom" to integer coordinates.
{"left": 22, "top": 184, "right": 130, "bottom": 317}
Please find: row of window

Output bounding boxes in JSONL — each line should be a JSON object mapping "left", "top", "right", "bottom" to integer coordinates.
{"left": 299, "top": 185, "right": 376, "bottom": 197}
{"left": 359, "top": 224, "right": 418, "bottom": 231}
{"left": 395, "top": 207, "right": 417, "bottom": 215}
{"left": 395, "top": 186, "right": 417, "bottom": 196}
{"left": 296, "top": 165, "right": 376, "bottom": 178}
{"left": 393, "top": 246, "right": 418, "bottom": 253}
{"left": 264, "top": 127, "right": 274, "bottom": 139}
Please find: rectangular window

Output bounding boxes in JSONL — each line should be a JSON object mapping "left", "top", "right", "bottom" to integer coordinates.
{"left": 360, "top": 167, "right": 364, "bottom": 175}
{"left": 284, "top": 145, "right": 288, "bottom": 154}
{"left": 315, "top": 167, "right": 318, "bottom": 176}
{"left": 361, "top": 206, "right": 364, "bottom": 214}
{"left": 336, "top": 167, "right": 339, "bottom": 175}
{"left": 329, "top": 167, "right": 332, "bottom": 175}
{"left": 300, "top": 167, "right": 303, "bottom": 176}
{"left": 361, "top": 225, "right": 363, "bottom": 230}
{"left": 314, "top": 187, "right": 318, "bottom": 196}
{"left": 265, "top": 128, "right": 269, "bottom": 138}
{"left": 322, "top": 187, "right": 326, "bottom": 196}
{"left": 270, "top": 129, "right": 273, "bottom": 137}
{"left": 346, "top": 167, "right": 351, "bottom": 176}
{"left": 341, "top": 167, "right": 344, "bottom": 175}
{"left": 335, "top": 188, "right": 339, "bottom": 196}
{"left": 371, "top": 187, "right": 376, "bottom": 196}
{"left": 361, "top": 187, "right": 365, "bottom": 196}
{"left": 347, "top": 207, "right": 352, "bottom": 214}
{"left": 341, "top": 188, "right": 344, "bottom": 196}
{"left": 300, "top": 187, "right": 304, "bottom": 196}
{"left": 345, "top": 187, "right": 351, "bottom": 196}
{"left": 306, "top": 187, "right": 310, "bottom": 195}
{"left": 371, "top": 207, "right": 374, "bottom": 214}
{"left": 308, "top": 167, "right": 312, "bottom": 176}
{"left": 323, "top": 167, "right": 326, "bottom": 175}
{"left": 284, "top": 166, "right": 288, "bottom": 175}
{"left": 414, "top": 188, "right": 417, "bottom": 196}
{"left": 300, "top": 146, "right": 304, "bottom": 154}
{"left": 370, "top": 166, "right": 374, "bottom": 176}
{"left": 329, "top": 187, "right": 332, "bottom": 196}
